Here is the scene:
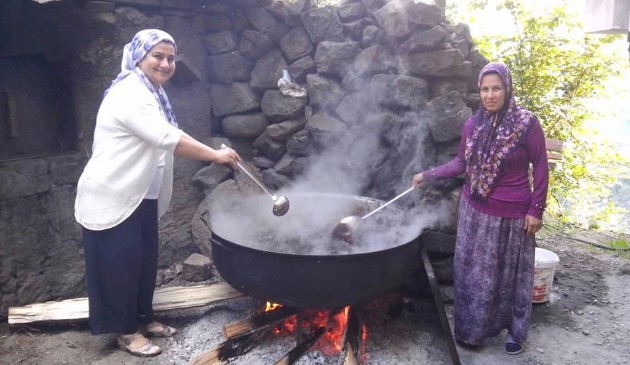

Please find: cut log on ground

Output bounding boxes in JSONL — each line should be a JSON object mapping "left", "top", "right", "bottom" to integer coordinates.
{"left": 189, "top": 317, "right": 277, "bottom": 365}
{"left": 8, "top": 282, "right": 244, "bottom": 325}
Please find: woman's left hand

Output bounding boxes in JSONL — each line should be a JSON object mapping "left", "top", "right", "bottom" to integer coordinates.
{"left": 524, "top": 215, "right": 542, "bottom": 236}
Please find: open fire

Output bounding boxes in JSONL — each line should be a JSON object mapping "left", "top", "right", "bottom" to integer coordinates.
{"left": 190, "top": 299, "right": 382, "bottom": 365}
{"left": 267, "top": 304, "right": 354, "bottom": 356}
{"left": 198, "top": 193, "right": 460, "bottom": 364}
{"left": 188, "top": 240, "right": 461, "bottom": 365}
{"left": 188, "top": 255, "right": 460, "bottom": 365}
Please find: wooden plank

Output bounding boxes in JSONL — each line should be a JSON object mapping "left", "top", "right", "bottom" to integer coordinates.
{"left": 547, "top": 150, "right": 563, "bottom": 161}
{"left": 8, "top": 283, "right": 244, "bottom": 325}
{"left": 546, "top": 139, "right": 564, "bottom": 153}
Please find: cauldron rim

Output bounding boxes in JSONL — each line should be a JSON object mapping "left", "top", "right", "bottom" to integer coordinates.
{"left": 208, "top": 192, "right": 416, "bottom": 257}
{"left": 210, "top": 228, "right": 416, "bottom": 258}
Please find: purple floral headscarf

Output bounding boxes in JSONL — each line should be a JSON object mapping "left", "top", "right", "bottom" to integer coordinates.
{"left": 104, "top": 29, "right": 178, "bottom": 127}
{"left": 465, "top": 62, "right": 535, "bottom": 200}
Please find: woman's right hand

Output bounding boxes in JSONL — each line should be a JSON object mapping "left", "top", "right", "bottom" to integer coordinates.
{"left": 213, "top": 147, "right": 240, "bottom": 169}
{"left": 412, "top": 172, "right": 425, "bottom": 188}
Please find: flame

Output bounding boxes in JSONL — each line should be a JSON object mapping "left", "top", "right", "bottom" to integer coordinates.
{"left": 264, "top": 302, "right": 282, "bottom": 312}
{"left": 262, "top": 304, "right": 372, "bottom": 358}
{"left": 273, "top": 316, "right": 297, "bottom": 336}
{"left": 360, "top": 323, "right": 369, "bottom": 363}
{"left": 321, "top": 306, "right": 350, "bottom": 354}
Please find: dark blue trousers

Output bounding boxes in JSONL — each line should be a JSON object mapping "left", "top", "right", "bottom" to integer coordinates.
{"left": 82, "top": 199, "right": 159, "bottom": 335}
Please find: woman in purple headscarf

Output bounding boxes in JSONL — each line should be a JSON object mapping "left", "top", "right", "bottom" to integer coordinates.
{"left": 412, "top": 62, "right": 549, "bottom": 355}
{"left": 75, "top": 29, "right": 241, "bottom": 357}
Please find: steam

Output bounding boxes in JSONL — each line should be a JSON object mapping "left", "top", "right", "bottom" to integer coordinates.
{"left": 266, "top": 74, "right": 444, "bottom": 252}
{"left": 210, "top": 193, "right": 445, "bottom": 255}
{"left": 206, "top": 29, "right": 462, "bottom": 254}
{"left": 209, "top": 72, "right": 453, "bottom": 255}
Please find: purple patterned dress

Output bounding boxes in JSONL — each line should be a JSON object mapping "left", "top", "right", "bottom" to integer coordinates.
{"left": 454, "top": 198, "right": 535, "bottom": 344}
{"left": 421, "top": 63, "right": 549, "bottom": 345}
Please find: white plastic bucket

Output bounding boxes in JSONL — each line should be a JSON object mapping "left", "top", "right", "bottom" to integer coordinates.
{"left": 532, "top": 247, "right": 560, "bottom": 303}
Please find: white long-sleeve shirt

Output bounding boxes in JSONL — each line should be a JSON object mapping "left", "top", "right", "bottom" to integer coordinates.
{"left": 75, "top": 73, "right": 184, "bottom": 230}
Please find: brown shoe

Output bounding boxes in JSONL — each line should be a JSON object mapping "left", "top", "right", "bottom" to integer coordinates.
{"left": 144, "top": 321, "right": 178, "bottom": 338}
{"left": 116, "top": 332, "right": 161, "bottom": 357}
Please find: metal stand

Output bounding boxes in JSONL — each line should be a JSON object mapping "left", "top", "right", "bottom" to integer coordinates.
{"left": 419, "top": 238, "right": 461, "bottom": 365}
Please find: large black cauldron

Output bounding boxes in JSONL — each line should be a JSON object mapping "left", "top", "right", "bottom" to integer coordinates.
{"left": 208, "top": 193, "right": 422, "bottom": 309}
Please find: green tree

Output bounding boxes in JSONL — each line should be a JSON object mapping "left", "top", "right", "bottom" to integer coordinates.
{"left": 449, "top": 0, "right": 630, "bottom": 229}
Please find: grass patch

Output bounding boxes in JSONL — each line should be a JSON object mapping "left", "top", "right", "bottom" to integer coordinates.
{"left": 608, "top": 240, "right": 630, "bottom": 249}
{"left": 607, "top": 239, "right": 630, "bottom": 261}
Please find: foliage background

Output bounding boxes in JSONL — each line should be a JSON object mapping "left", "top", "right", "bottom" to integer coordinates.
{"left": 447, "top": 0, "right": 630, "bottom": 232}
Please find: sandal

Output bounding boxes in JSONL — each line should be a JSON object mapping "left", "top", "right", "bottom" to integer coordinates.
{"left": 144, "top": 321, "right": 178, "bottom": 338}
{"left": 505, "top": 333, "right": 523, "bottom": 355}
{"left": 116, "top": 332, "right": 161, "bottom": 357}
{"left": 504, "top": 342, "right": 523, "bottom": 355}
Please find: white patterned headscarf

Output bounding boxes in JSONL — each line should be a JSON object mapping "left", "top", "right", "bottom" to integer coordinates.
{"left": 104, "top": 29, "right": 178, "bottom": 127}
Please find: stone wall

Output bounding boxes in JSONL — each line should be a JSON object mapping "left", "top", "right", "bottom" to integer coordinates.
{"left": 0, "top": 0, "right": 486, "bottom": 315}
{"left": 189, "top": 0, "right": 485, "bottom": 260}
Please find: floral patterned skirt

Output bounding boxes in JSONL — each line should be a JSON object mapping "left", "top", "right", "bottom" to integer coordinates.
{"left": 453, "top": 197, "right": 535, "bottom": 345}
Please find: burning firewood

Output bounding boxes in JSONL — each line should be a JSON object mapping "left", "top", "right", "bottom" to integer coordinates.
{"left": 342, "top": 306, "right": 365, "bottom": 365}
{"left": 343, "top": 342, "right": 359, "bottom": 365}
{"left": 274, "top": 307, "right": 348, "bottom": 365}
{"left": 223, "top": 305, "right": 296, "bottom": 339}
{"left": 189, "top": 323, "right": 274, "bottom": 365}
{"left": 274, "top": 326, "right": 326, "bottom": 365}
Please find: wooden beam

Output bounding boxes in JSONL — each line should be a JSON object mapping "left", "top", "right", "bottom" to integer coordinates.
{"left": 8, "top": 283, "right": 245, "bottom": 325}
{"left": 545, "top": 139, "right": 564, "bottom": 153}
{"left": 547, "top": 150, "right": 563, "bottom": 161}
{"left": 546, "top": 138, "right": 564, "bottom": 165}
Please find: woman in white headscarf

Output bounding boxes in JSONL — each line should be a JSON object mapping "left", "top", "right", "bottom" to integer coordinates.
{"left": 75, "top": 29, "right": 240, "bottom": 357}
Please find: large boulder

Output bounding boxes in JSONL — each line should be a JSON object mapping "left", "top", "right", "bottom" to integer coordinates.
{"left": 210, "top": 83, "right": 260, "bottom": 117}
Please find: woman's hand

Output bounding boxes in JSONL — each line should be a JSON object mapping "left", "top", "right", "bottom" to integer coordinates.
{"left": 213, "top": 147, "right": 240, "bottom": 169}
{"left": 412, "top": 172, "right": 425, "bottom": 188}
{"left": 174, "top": 134, "right": 240, "bottom": 168}
{"left": 524, "top": 215, "right": 542, "bottom": 236}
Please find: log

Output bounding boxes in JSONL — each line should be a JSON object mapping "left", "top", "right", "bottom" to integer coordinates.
{"left": 343, "top": 342, "right": 359, "bottom": 365}
{"left": 223, "top": 306, "right": 296, "bottom": 339}
{"left": 276, "top": 307, "right": 344, "bottom": 365}
{"left": 337, "top": 306, "right": 357, "bottom": 365}
{"left": 8, "top": 283, "right": 244, "bottom": 325}
{"left": 189, "top": 318, "right": 275, "bottom": 365}
{"left": 342, "top": 306, "right": 364, "bottom": 365}
{"left": 274, "top": 326, "right": 326, "bottom": 365}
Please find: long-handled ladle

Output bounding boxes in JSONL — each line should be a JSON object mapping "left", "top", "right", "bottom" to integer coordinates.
{"left": 331, "top": 186, "right": 415, "bottom": 241}
{"left": 221, "top": 143, "right": 290, "bottom": 216}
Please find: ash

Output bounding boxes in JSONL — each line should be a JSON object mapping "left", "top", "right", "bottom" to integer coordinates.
{"left": 173, "top": 293, "right": 450, "bottom": 365}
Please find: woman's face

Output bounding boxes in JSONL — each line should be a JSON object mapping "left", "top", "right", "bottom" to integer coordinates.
{"left": 479, "top": 73, "right": 506, "bottom": 113}
{"left": 138, "top": 41, "right": 176, "bottom": 87}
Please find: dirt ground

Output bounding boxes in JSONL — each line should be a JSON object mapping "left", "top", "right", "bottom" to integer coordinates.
{"left": 1, "top": 228, "right": 629, "bottom": 365}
